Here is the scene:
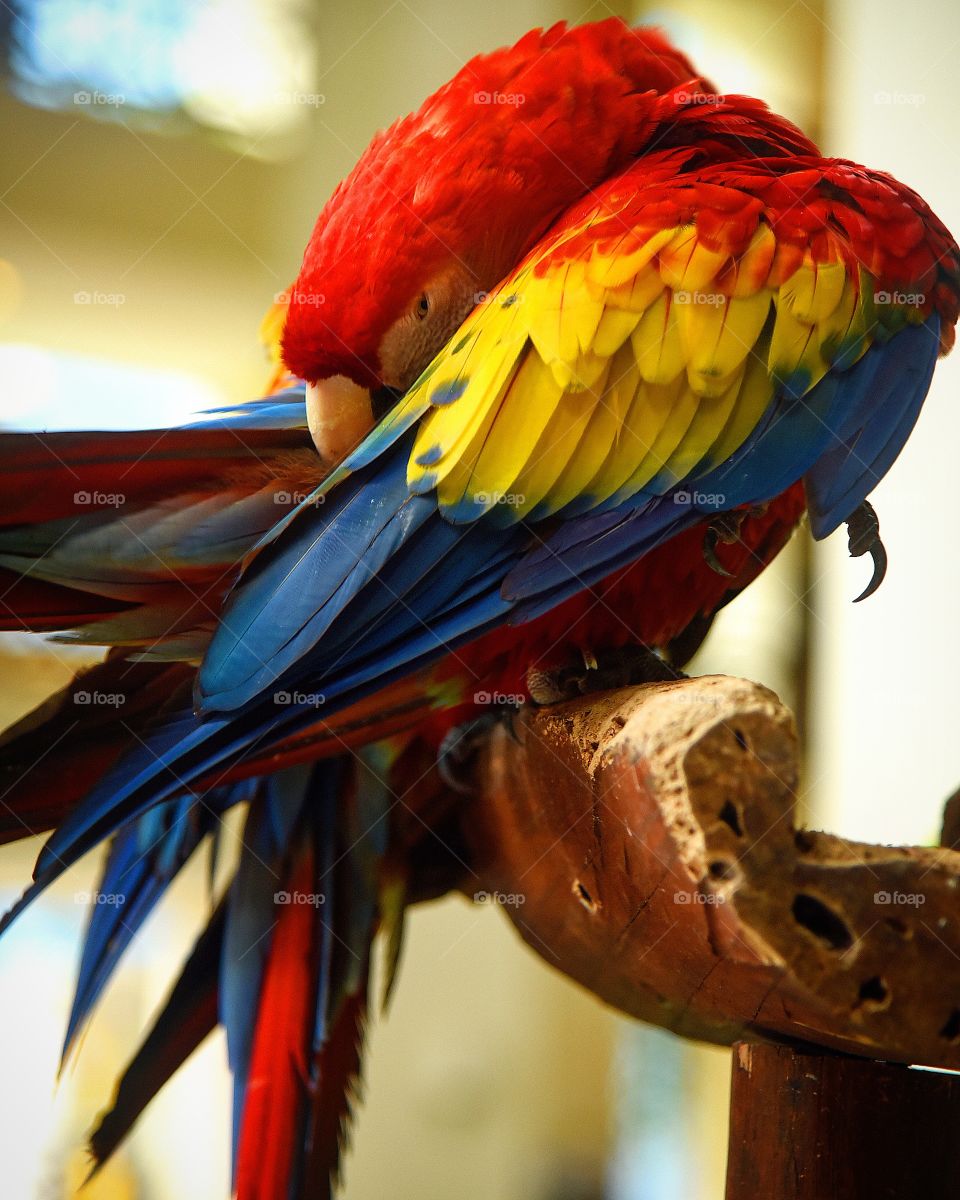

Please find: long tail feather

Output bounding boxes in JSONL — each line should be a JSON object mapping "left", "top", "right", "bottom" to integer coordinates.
{"left": 233, "top": 756, "right": 387, "bottom": 1199}
{"left": 0, "top": 658, "right": 192, "bottom": 844}
{"left": 63, "top": 784, "right": 244, "bottom": 1065}
{"left": 87, "top": 897, "right": 225, "bottom": 1175}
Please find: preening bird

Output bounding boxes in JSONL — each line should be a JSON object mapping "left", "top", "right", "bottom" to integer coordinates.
{"left": 0, "top": 18, "right": 957, "bottom": 1199}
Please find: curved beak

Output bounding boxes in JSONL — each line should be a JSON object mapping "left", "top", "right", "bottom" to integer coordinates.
{"left": 305, "top": 375, "right": 375, "bottom": 463}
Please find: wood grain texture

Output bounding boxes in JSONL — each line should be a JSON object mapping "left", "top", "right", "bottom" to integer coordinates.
{"left": 725, "top": 1041, "right": 960, "bottom": 1199}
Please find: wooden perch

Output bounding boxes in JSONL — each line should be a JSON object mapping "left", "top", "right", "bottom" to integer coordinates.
{"left": 725, "top": 1041, "right": 960, "bottom": 1199}
{"left": 449, "top": 675, "right": 960, "bottom": 1069}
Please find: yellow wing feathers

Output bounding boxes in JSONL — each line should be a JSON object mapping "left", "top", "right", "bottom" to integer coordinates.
{"left": 404, "top": 211, "right": 874, "bottom": 522}
{"left": 259, "top": 291, "right": 301, "bottom": 395}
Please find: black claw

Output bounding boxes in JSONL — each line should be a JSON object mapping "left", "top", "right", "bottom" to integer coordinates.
{"left": 703, "top": 526, "right": 735, "bottom": 577}
{"left": 846, "top": 501, "right": 888, "bottom": 602}
{"left": 852, "top": 538, "right": 887, "bottom": 603}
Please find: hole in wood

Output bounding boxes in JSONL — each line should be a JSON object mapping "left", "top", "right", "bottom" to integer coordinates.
{"left": 940, "top": 1009, "right": 960, "bottom": 1042}
{"left": 791, "top": 893, "right": 854, "bottom": 951}
{"left": 857, "top": 975, "right": 889, "bottom": 1008}
{"left": 709, "top": 858, "right": 739, "bottom": 882}
{"left": 573, "top": 880, "right": 599, "bottom": 913}
{"left": 794, "top": 830, "right": 815, "bottom": 853}
{"left": 718, "top": 799, "right": 743, "bottom": 837}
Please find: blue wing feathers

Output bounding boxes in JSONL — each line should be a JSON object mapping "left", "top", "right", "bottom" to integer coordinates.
{"left": 1, "top": 320, "right": 943, "bottom": 941}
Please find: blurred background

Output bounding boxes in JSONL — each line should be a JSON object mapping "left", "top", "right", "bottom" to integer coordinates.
{"left": 0, "top": 0, "right": 957, "bottom": 1197}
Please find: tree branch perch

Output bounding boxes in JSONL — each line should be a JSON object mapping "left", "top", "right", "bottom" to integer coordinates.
{"left": 448, "top": 675, "right": 960, "bottom": 1069}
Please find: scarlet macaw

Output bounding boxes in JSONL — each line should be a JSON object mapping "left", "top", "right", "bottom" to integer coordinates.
{"left": 0, "top": 18, "right": 956, "bottom": 1199}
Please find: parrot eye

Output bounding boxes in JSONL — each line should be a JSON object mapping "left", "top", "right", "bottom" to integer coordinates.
{"left": 415, "top": 293, "right": 430, "bottom": 320}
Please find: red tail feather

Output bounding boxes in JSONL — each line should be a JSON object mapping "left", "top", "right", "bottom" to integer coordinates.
{"left": 0, "top": 569, "right": 131, "bottom": 632}
{"left": 235, "top": 842, "right": 317, "bottom": 1200}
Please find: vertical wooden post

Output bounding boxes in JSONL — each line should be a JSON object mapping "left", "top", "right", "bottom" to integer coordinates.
{"left": 725, "top": 1041, "right": 960, "bottom": 1199}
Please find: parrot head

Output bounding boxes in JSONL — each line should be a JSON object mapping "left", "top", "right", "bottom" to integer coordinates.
{"left": 280, "top": 18, "right": 706, "bottom": 461}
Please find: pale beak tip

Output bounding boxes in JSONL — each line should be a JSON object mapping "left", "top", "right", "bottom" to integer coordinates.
{"left": 305, "top": 375, "right": 375, "bottom": 462}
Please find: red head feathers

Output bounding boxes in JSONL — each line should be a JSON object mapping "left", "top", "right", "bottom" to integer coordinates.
{"left": 281, "top": 18, "right": 709, "bottom": 391}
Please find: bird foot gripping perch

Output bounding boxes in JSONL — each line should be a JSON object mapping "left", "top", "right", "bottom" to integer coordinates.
{"left": 705, "top": 500, "right": 889, "bottom": 603}
{"left": 525, "top": 644, "right": 684, "bottom": 706}
{"left": 703, "top": 506, "right": 768, "bottom": 578}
